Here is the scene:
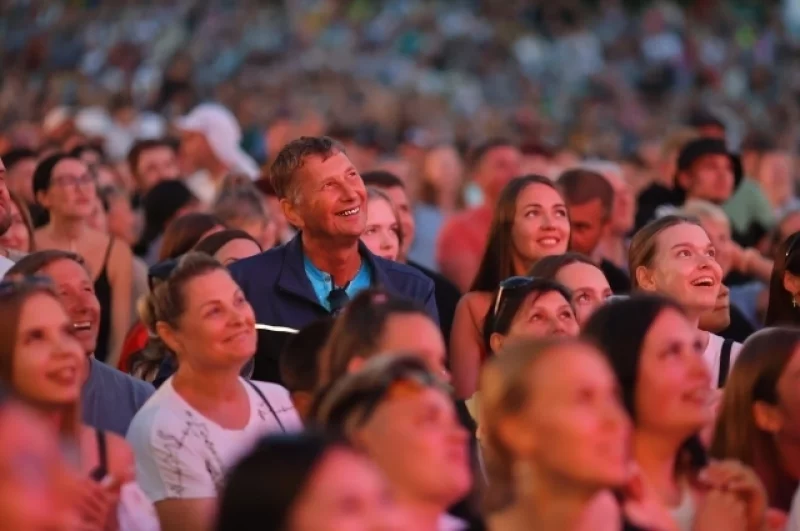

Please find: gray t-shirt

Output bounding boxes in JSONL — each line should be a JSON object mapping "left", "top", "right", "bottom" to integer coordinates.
{"left": 82, "top": 358, "right": 155, "bottom": 436}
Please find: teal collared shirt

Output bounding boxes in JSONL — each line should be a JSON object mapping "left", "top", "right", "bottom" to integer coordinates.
{"left": 303, "top": 256, "right": 373, "bottom": 311}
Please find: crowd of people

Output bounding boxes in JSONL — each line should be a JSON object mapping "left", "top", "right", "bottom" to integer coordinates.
{"left": 6, "top": 1, "right": 800, "bottom": 531}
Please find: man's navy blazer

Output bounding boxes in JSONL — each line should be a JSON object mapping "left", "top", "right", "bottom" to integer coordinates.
{"left": 228, "top": 234, "right": 438, "bottom": 384}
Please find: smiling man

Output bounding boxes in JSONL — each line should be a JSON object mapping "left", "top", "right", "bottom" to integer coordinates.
{"left": 6, "top": 250, "right": 154, "bottom": 435}
{"left": 229, "top": 136, "right": 437, "bottom": 384}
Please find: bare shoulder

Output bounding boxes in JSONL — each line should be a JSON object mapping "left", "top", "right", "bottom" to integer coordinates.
{"left": 463, "top": 291, "right": 492, "bottom": 317}
{"left": 108, "top": 235, "right": 133, "bottom": 262}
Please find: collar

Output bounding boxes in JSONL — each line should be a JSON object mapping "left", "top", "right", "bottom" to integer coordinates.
{"left": 276, "top": 233, "right": 395, "bottom": 306}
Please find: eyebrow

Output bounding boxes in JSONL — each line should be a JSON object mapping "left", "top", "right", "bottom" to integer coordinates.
{"left": 324, "top": 166, "right": 357, "bottom": 180}
{"left": 521, "top": 202, "right": 567, "bottom": 209}
{"left": 670, "top": 242, "right": 712, "bottom": 250}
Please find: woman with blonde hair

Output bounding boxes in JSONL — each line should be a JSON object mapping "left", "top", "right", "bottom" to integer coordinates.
{"left": 127, "top": 253, "right": 299, "bottom": 531}
{"left": 629, "top": 215, "right": 741, "bottom": 388}
{"left": 480, "top": 337, "right": 634, "bottom": 530}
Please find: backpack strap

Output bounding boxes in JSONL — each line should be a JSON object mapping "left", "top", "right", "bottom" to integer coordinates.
{"left": 718, "top": 338, "right": 734, "bottom": 388}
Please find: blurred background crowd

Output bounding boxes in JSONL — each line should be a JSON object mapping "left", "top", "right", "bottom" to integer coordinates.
{"left": 7, "top": 1, "right": 800, "bottom": 530}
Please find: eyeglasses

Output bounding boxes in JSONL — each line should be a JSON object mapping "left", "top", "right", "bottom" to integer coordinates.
{"left": 491, "top": 276, "right": 536, "bottom": 318}
{"left": 0, "top": 275, "right": 54, "bottom": 297}
{"left": 147, "top": 259, "right": 179, "bottom": 291}
{"left": 51, "top": 173, "right": 95, "bottom": 189}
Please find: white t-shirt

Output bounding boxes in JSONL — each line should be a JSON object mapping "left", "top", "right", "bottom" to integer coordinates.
{"left": 127, "top": 377, "right": 301, "bottom": 502}
{"left": 0, "top": 255, "right": 14, "bottom": 279}
{"left": 788, "top": 484, "right": 800, "bottom": 531}
{"left": 703, "top": 333, "right": 743, "bottom": 388}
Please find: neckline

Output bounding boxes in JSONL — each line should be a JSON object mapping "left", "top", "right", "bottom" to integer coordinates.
{"left": 167, "top": 377, "right": 255, "bottom": 433}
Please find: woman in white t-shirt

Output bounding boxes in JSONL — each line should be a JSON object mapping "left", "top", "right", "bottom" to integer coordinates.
{"left": 126, "top": 253, "right": 301, "bottom": 531}
{"left": 629, "top": 215, "right": 742, "bottom": 388}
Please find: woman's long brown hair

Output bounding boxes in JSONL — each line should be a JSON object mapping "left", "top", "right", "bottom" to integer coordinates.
{"left": 0, "top": 282, "right": 81, "bottom": 442}
{"left": 471, "top": 175, "right": 565, "bottom": 293}
{"left": 710, "top": 327, "right": 800, "bottom": 510}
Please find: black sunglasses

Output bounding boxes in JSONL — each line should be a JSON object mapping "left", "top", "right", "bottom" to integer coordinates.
{"left": 491, "top": 276, "right": 537, "bottom": 318}
{"left": 0, "top": 275, "right": 54, "bottom": 297}
{"left": 147, "top": 259, "right": 179, "bottom": 291}
{"left": 786, "top": 233, "right": 800, "bottom": 259}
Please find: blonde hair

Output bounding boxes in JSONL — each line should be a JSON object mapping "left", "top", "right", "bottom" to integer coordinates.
{"left": 480, "top": 337, "right": 582, "bottom": 511}
{"left": 679, "top": 199, "right": 729, "bottom": 227}
{"left": 628, "top": 215, "right": 701, "bottom": 290}
{"left": 134, "top": 253, "right": 225, "bottom": 376}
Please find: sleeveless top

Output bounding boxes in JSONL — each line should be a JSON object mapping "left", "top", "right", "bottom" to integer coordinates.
{"left": 94, "top": 238, "right": 114, "bottom": 363}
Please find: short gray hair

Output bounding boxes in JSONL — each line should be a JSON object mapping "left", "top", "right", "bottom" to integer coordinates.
{"left": 269, "top": 136, "right": 345, "bottom": 203}
{"left": 214, "top": 183, "right": 268, "bottom": 223}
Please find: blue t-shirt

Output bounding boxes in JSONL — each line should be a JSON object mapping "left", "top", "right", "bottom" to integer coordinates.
{"left": 83, "top": 358, "right": 155, "bottom": 436}
{"left": 303, "top": 256, "right": 372, "bottom": 311}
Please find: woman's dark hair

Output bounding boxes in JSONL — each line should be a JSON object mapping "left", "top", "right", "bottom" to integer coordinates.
{"left": 68, "top": 143, "right": 105, "bottom": 162}
{"left": 139, "top": 180, "right": 197, "bottom": 251}
{"left": 528, "top": 252, "right": 599, "bottom": 280}
{"left": 317, "top": 288, "right": 432, "bottom": 389}
{"left": 471, "top": 175, "right": 564, "bottom": 293}
{"left": 582, "top": 295, "right": 707, "bottom": 471}
{"left": 193, "top": 229, "right": 261, "bottom": 258}
{"left": 32, "top": 153, "right": 74, "bottom": 199}
{"left": 159, "top": 213, "right": 223, "bottom": 261}
{"left": 710, "top": 327, "right": 800, "bottom": 510}
{"left": 216, "top": 432, "right": 351, "bottom": 531}
{"left": 765, "top": 231, "right": 800, "bottom": 326}
{"left": 483, "top": 278, "right": 573, "bottom": 354}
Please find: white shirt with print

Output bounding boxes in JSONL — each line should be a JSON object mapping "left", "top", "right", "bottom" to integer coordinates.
{"left": 702, "top": 333, "right": 742, "bottom": 388}
{"left": 127, "top": 377, "right": 301, "bottom": 502}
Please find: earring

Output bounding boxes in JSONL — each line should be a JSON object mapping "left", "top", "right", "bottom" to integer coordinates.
{"left": 793, "top": 297, "right": 798, "bottom": 309}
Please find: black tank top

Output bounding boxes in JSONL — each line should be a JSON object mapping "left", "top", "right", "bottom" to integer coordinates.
{"left": 93, "top": 238, "right": 114, "bottom": 363}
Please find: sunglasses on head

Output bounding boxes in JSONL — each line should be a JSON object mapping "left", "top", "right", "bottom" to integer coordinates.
{"left": 491, "top": 276, "right": 537, "bottom": 318}
{"left": 0, "top": 275, "right": 54, "bottom": 297}
{"left": 147, "top": 259, "right": 179, "bottom": 291}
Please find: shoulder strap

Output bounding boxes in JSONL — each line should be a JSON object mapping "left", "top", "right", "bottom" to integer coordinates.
{"left": 245, "top": 380, "right": 286, "bottom": 433}
{"left": 90, "top": 429, "right": 109, "bottom": 482}
{"left": 102, "top": 237, "right": 115, "bottom": 266}
{"left": 718, "top": 338, "right": 734, "bottom": 388}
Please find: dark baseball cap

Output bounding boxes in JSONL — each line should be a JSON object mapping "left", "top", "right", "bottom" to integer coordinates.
{"left": 673, "top": 137, "right": 743, "bottom": 205}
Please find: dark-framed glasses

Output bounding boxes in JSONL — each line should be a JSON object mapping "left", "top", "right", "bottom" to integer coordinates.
{"left": 491, "top": 276, "right": 536, "bottom": 317}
